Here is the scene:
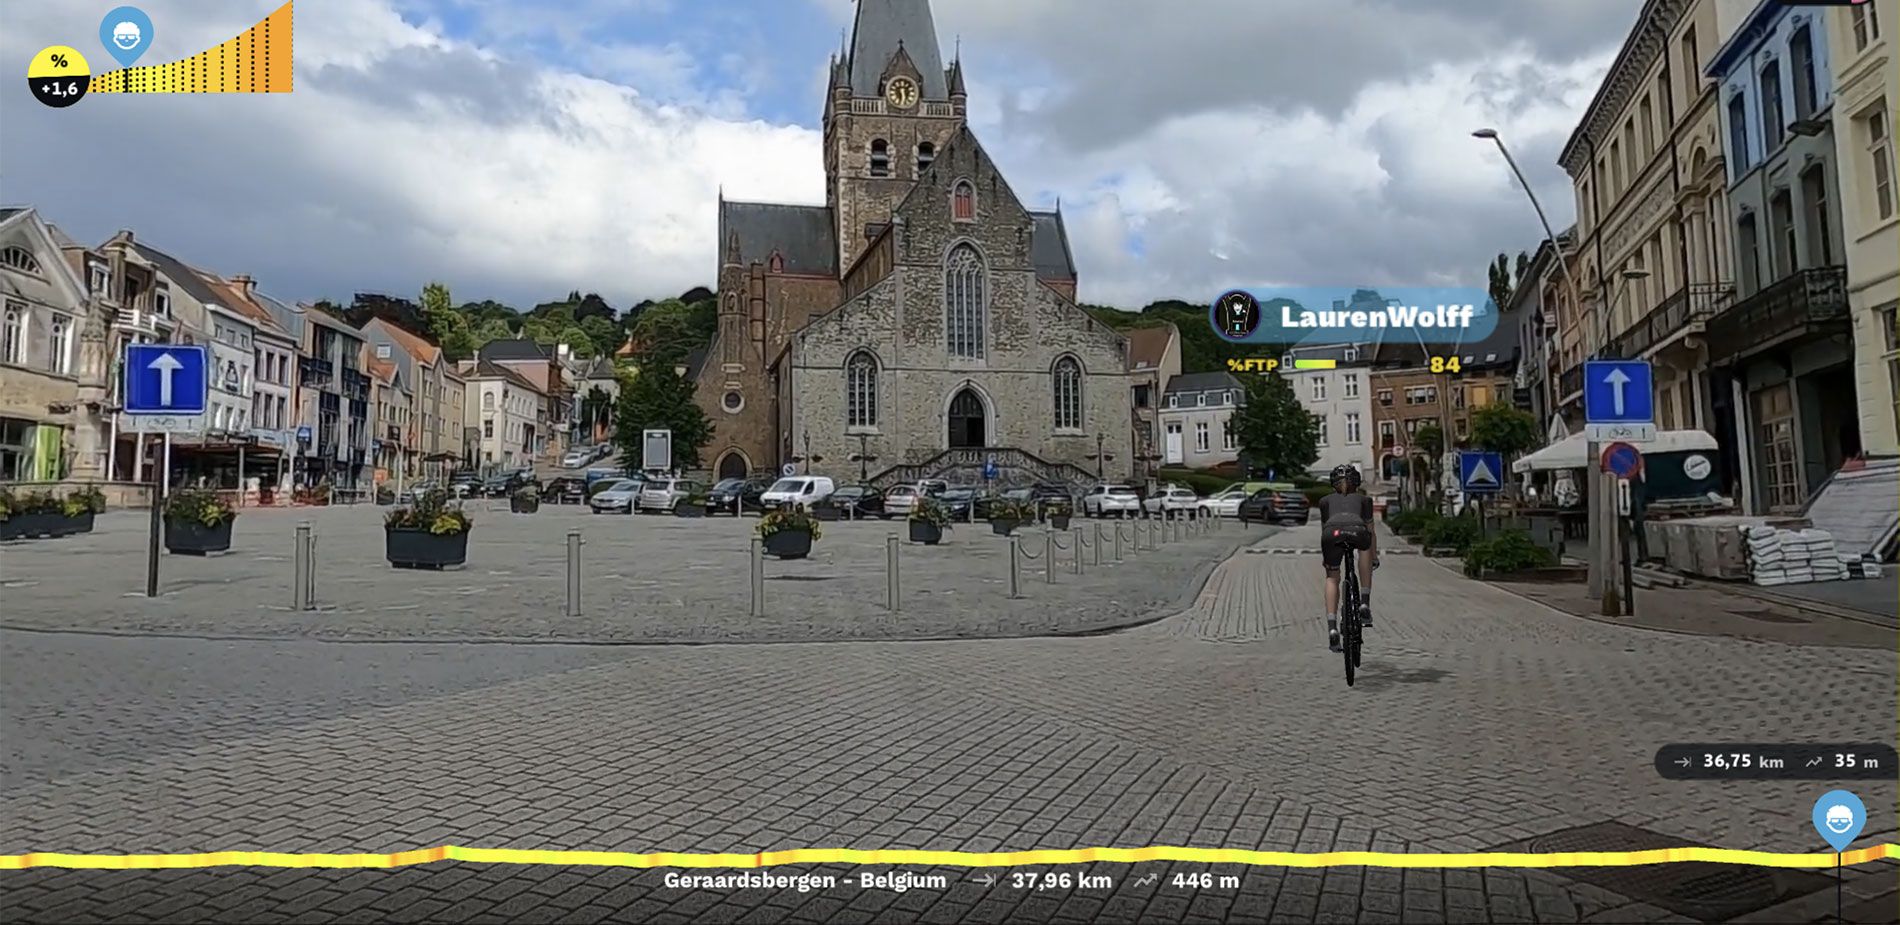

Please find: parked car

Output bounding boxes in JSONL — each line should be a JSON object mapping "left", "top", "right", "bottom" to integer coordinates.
{"left": 588, "top": 479, "right": 642, "bottom": 514}
{"left": 938, "top": 487, "right": 976, "bottom": 520}
{"left": 448, "top": 471, "right": 483, "bottom": 498}
{"left": 822, "top": 484, "right": 887, "bottom": 519}
{"left": 705, "top": 475, "right": 774, "bottom": 514}
{"left": 916, "top": 479, "right": 950, "bottom": 498}
{"left": 1197, "top": 488, "right": 1252, "bottom": 518}
{"left": 481, "top": 469, "right": 538, "bottom": 497}
{"left": 637, "top": 478, "right": 700, "bottom": 513}
{"left": 1081, "top": 484, "right": 1142, "bottom": 518}
{"left": 884, "top": 484, "right": 920, "bottom": 517}
{"left": 544, "top": 476, "right": 588, "bottom": 504}
{"left": 1238, "top": 484, "right": 1311, "bottom": 525}
{"left": 560, "top": 446, "right": 595, "bottom": 469}
{"left": 1143, "top": 486, "right": 1201, "bottom": 515}
{"left": 976, "top": 488, "right": 1031, "bottom": 520}
{"left": 405, "top": 480, "right": 442, "bottom": 503}
{"left": 760, "top": 475, "right": 835, "bottom": 510}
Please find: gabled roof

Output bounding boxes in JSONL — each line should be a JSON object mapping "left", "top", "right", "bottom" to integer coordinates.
{"left": 467, "top": 359, "right": 543, "bottom": 393}
{"left": 1126, "top": 323, "right": 1177, "bottom": 370}
{"left": 195, "top": 272, "right": 291, "bottom": 339}
{"left": 367, "top": 357, "right": 397, "bottom": 385}
{"left": 585, "top": 355, "right": 616, "bottom": 379}
{"left": 1164, "top": 371, "right": 1243, "bottom": 395}
{"left": 719, "top": 200, "right": 838, "bottom": 276}
{"left": 0, "top": 207, "right": 89, "bottom": 306}
{"left": 846, "top": 0, "right": 947, "bottom": 100}
{"left": 1028, "top": 211, "right": 1076, "bottom": 282}
{"left": 366, "top": 316, "right": 442, "bottom": 366}
{"left": 478, "top": 338, "right": 550, "bottom": 361}
{"left": 677, "top": 346, "right": 709, "bottom": 381}
{"left": 127, "top": 241, "right": 229, "bottom": 309}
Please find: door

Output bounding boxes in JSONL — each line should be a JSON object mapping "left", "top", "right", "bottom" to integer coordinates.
{"left": 1752, "top": 384, "right": 1799, "bottom": 512}
{"left": 948, "top": 388, "right": 986, "bottom": 448}
{"left": 1164, "top": 423, "right": 1183, "bottom": 464}
{"left": 717, "top": 452, "right": 748, "bottom": 481}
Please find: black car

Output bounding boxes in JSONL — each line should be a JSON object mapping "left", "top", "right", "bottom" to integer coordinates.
{"left": 1238, "top": 487, "right": 1310, "bottom": 525}
{"left": 482, "top": 470, "right": 538, "bottom": 498}
{"left": 544, "top": 476, "right": 587, "bottom": 504}
{"left": 705, "top": 476, "right": 773, "bottom": 515}
{"left": 447, "top": 471, "right": 483, "bottom": 497}
{"left": 822, "top": 484, "right": 887, "bottom": 519}
{"left": 938, "top": 487, "right": 976, "bottom": 520}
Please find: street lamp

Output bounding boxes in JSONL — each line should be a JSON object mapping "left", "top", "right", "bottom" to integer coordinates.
{"left": 1085, "top": 432, "right": 1115, "bottom": 479}
{"left": 1599, "top": 269, "right": 1650, "bottom": 360}
{"left": 791, "top": 430, "right": 823, "bottom": 474}
{"left": 847, "top": 433, "right": 878, "bottom": 483}
{"left": 1472, "top": 129, "right": 1587, "bottom": 320}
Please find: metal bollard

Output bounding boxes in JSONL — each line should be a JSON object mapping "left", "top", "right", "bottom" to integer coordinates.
{"left": 293, "top": 521, "right": 311, "bottom": 611}
{"left": 1044, "top": 531, "right": 1055, "bottom": 584}
{"left": 1093, "top": 522, "right": 1103, "bottom": 567}
{"left": 1114, "top": 522, "right": 1124, "bottom": 562}
{"left": 304, "top": 525, "right": 317, "bottom": 607}
{"left": 750, "top": 536, "right": 765, "bottom": 616}
{"left": 1173, "top": 515, "right": 1181, "bottom": 543}
{"left": 1072, "top": 527, "right": 1083, "bottom": 574}
{"left": 1008, "top": 536, "right": 1022, "bottom": 598}
{"left": 886, "top": 534, "right": 900, "bottom": 612}
{"left": 565, "top": 530, "right": 582, "bottom": 617}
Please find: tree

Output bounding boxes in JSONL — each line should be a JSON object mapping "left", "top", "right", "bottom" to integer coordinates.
{"left": 628, "top": 298, "right": 716, "bottom": 368}
{"left": 574, "top": 293, "right": 616, "bottom": 322}
{"left": 1228, "top": 372, "right": 1319, "bottom": 479}
{"left": 475, "top": 317, "right": 515, "bottom": 345}
{"left": 580, "top": 315, "right": 624, "bottom": 357}
{"left": 1487, "top": 253, "right": 1514, "bottom": 310}
{"left": 579, "top": 385, "right": 615, "bottom": 436}
{"left": 613, "top": 364, "right": 712, "bottom": 471}
{"left": 1469, "top": 405, "right": 1540, "bottom": 460}
{"left": 556, "top": 324, "right": 594, "bottom": 357}
{"left": 421, "top": 282, "right": 479, "bottom": 360}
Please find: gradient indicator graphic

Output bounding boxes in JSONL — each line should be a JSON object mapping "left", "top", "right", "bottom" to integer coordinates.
{"left": 26, "top": 46, "right": 90, "bottom": 108}
{"left": 34, "top": 1, "right": 292, "bottom": 105}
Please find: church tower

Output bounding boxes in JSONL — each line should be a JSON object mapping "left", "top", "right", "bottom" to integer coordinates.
{"left": 823, "top": 0, "right": 966, "bottom": 276}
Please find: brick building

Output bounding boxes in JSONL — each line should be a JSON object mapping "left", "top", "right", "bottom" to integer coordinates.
{"left": 693, "top": 0, "right": 1132, "bottom": 487}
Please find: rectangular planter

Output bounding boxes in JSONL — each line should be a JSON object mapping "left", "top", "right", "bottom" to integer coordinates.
{"left": 510, "top": 498, "right": 540, "bottom": 513}
{"left": 6, "top": 512, "right": 64, "bottom": 539}
{"left": 67, "top": 512, "right": 95, "bottom": 534}
{"left": 991, "top": 519, "right": 1020, "bottom": 536}
{"left": 1048, "top": 515, "right": 1071, "bottom": 531}
{"left": 762, "top": 529, "right": 813, "bottom": 559}
{"left": 0, "top": 519, "right": 18, "bottom": 541}
{"left": 908, "top": 520, "right": 943, "bottom": 545}
{"left": 165, "top": 518, "right": 234, "bottom": 555}
{"left": 386, "top": 526, "right": 470, "bottom": 569}
{"left": 812, "top": 506, "right": 841, "bottom": 521}
{"left": 674, "top": 505, "right": 705, "bottom": 518}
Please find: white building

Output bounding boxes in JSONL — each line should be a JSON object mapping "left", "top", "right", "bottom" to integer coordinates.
{"left": 1156, "top": 372, "right": 1245, "bottom": 469}
{"left": 1283, "top": 343, "right": 1376, "bottom": 481}
{"left": 205, "top": 303, "right": 255, "bottom": 439}
{"left": 1829, "top": 0, "right": 1898, "bottom": 456}
{"left": 462, "top": 359, "right": 545, "bottom": 469}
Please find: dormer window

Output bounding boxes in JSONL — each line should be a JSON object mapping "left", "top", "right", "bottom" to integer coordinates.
{"left": 917, "top": 142, "right": 936, "bottom": 173}
{"left": 768, "top": 250, "right": 784, "bottom": 273}
{"left": 869, "top": 139, "right": 890, "bottom": 177}
{"left": 952, "top": 180, "right": 975, "bottom": 221}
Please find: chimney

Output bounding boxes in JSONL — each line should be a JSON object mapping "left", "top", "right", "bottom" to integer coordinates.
{"left": 230, "top": 274, "right": 255, "bottom": 296}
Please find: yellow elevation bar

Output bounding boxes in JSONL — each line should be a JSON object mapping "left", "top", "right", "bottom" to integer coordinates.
{"left": 1292, "top": 359, "right": 1337, "bottom": 369}
{"left": 1, "top": 843, "right": 1892, "bottom": 872}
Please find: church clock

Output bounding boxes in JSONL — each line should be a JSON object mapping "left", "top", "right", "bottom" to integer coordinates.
{"left": 885, "top": 76, "right": 918, "bottom": 109}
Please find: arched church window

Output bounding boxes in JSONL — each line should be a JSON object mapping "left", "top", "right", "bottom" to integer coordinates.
{"left": 845, "top": 350, "right": 878, "bottom": 427}
{"left": 917, "top": 142, "right": 936, "bottom": 173}
{"left": 952, "top": 181, "right": 975, "bottom": 221}
{"left": 1052, "top": 356, "right": 1083, "bottom": 431}
{"left": 870, "top": 140, "right": 890, "bottom": 178}
{"left": 944, "top": 245, "right": 986, "bottom": 359}
{"left": 1, "top": 246, "right": 41, "bottom": 275}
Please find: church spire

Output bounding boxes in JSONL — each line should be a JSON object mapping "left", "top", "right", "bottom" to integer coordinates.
{"left": 845, "top": 0, "right": 947, "bottom": 100}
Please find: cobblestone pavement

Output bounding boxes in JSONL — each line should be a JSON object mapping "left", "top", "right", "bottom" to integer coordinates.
{"left": 0, "top": 507, "right": 1250, "bottom": 643}
{"left": 1, "top": 522, "right": 1893, "bottom": 923}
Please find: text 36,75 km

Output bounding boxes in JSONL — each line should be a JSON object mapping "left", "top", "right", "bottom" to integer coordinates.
{"left": 1655, "top": 743, "right": 1897, "bottom": 780}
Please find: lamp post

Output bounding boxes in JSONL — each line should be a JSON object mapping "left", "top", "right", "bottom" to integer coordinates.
{"left": 848, "top": 433, "right": 877, "bottom": 483}
{"left": 1086, "top": 432, "right": 1115, "bottom": 479}
{"left": 791, "top": 430, "right": 823, "bottom": 475}
{"left": 1474, "top": 127, "right": 1614, "bottom": 611}
{"left": 1599, "top": 269, "right": 1649, "bottom": 360}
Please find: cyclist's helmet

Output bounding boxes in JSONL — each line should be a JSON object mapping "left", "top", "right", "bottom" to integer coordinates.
{"left": 1329, "top": 464, "right": 1362, "bottom": 492}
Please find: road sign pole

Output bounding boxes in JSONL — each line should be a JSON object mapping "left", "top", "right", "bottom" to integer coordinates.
{"left": 145, "top": 479, "right": 162, "bottom": 598}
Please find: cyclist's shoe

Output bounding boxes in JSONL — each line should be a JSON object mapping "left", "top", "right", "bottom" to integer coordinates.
{"left": 1359, "top": 602, "right": 1373, "bottom": 626}
{"left": 1327, "top": 629, "right": 1342, "bottom": 652}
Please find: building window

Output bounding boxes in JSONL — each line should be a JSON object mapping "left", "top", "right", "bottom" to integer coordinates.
{"left": 1852, "top": 2, "right": 1878, "bottom": 52}
{"left": 1166, "top": 394, "right": 1179, "bottom": 409}
{"left": 1313, "top": 414, "right": 1328, "bottom": 447}
{"left": 944, "top": 243, "right": 986, "bottom": 359}
{"left": 1343, "top": 373, "right": 1359, "bottom": 399}
{"left": 1052, "top": 356, "right": 1083, "bottom": 431}
{"left": 47, "top": 313, "right": 70, "bottom": 374}
{"left": 845, "top": 350, "right": 878, "bottom": 428}
{"left": 1801, "top": 165, "right": 1831, "bottom": 267}
{"left": 1453, "top": 386, "right": 1466, "bottom": 409}
{"left": 1760, "top": 59, "right": 1784, "bottom": 146}
{"left": 1379, "top": 420, "right": 1396, "bottom": 447}
{"left": 1345, "top": 412, "right": 1362, "bottom": 445}
{"left": 155, "top": 288, "right": 171, "bottom": 317}
{"left": 1639, "top": 95, "right": 1655, "bottom": 155}
{"left": 722, "top": 390, "right": 743, "bottom": 413}
{"left": 1134, "top": 383, "right": 1150, "bottom": 408}
{"left": 1883, "top": 305, "right": 1899, "bottom": 440}
{"left": 869, "top": 139, "right": 890, "bottom": 177}
{"left": 1770, "top": 190, "right": 1796, "bottom": 279}
{"left": 1195, "top": 421, "right": 1209, "bottom": 452}
{"left": 1680, "top": 26, "right": 1700, "bottom": 91}
{"left": 89, "top": 264, "right": 108, "bottom": 295}
{"left": 1222, "top": 421, "right": 1236, "bottom": 451}
{"left": 1790, "top": 27, "right": 1816, "bottom": 122}
{"left": 916, "top": 142, "right": 935, "bottom": 173}
{"left": 1, "top": 302, "right": 22, "bottom": 365}
{"left": 1728, "top": 94, "right": 1751, "bottom": 173}
{"left": 952, "top": 181, "right": 975, "bottom": 221}
{"left": 1310, "top": 377, "right": 1326, "bottom": 401}
{"left": 1738, "top": 213, "right": 1762, "bottom": 291}
{"left": 1869, "top": 107, "right": 1895, "bottom": 221}
{"left": 0, "top": 246, "right": 40, "bottom": 275}
{"left": 1377, "top": 388, "right": 1392, "bottom": 405}
{"left": 483, "top": 392, "right": 495, "bottom": 410}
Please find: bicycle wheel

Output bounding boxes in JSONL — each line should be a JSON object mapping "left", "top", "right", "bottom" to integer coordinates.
{"left": 1341, "top": 559, "right": 1358, "bottom": 685}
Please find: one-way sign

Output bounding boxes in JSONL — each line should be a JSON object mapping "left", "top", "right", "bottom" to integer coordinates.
{"left": 1459, "top": 451, "right": 1504, "bottom": 494}
{"left": 124, "top": 344, "right": 209, "bottom": 416}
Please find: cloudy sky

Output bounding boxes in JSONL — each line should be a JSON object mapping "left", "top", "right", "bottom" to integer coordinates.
{"left": 3, "top": 0, "right": 1641, "bottom": 313}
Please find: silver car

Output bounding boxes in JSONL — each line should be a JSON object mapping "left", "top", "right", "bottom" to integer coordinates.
{"left": 885, "top": 484, "right": 919, "bottom": 517}
{"left": 588, "top": 479, "right": 640, "bottom": 514}
{"left": 637, "top": 478, "right": 700, "bottom": 513}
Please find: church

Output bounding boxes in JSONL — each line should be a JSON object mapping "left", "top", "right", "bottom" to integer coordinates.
{"left": 692, "top": 0, "right": 1135, "bottom": 489}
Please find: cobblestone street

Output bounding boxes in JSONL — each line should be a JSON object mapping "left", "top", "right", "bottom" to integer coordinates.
{"left": 1, "top": 521, "right": 1894, "bottom": 923}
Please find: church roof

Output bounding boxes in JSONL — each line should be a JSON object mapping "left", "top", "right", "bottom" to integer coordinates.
{"left": 719, "top": 200, "right": 838, "bottom": 276}
{"left": 847, "top": 0, "right": 947, "bottom": 100}
{"left": 1028, "top": 211, "right": 1076, "bottom": 282}
{"left": 1126, "top": 324, "right": 1177, "bottom": 370}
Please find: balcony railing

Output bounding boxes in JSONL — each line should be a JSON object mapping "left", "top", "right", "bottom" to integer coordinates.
{"left": 1559, "top": 364, "right": 1584, "bottom": 399}
{"left": 1707, "top": 267, "right": 1848, "bottom": 364}
{"left": 1608, "top": 282, "right": 1735, "bottom": 359}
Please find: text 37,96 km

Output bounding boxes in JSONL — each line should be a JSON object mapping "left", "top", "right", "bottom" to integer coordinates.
{"left": 1655, "top": 743, "right": 1897, "bottom": 780}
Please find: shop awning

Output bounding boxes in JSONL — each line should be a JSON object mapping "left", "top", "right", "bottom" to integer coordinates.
{"left": 1512, "top": 429, "right": 1720, "bottom": 473}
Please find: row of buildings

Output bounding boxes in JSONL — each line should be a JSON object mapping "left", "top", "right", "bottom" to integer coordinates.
{"left": 0, "top": 209, "right": 619, "bottom": 498}
{"left": 1510, "top": 0, "right": 1895, "bottom": 514}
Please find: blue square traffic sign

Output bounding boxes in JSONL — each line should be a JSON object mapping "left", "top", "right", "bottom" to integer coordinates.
{"left": 1458, "top": 451, "right": 1504, "bottom": 494}
{"left": 123, "top": 344, "right": 209, "bottom": 415}
{"left": 1583, "top": 360, "right": 1654, "bottom": 424}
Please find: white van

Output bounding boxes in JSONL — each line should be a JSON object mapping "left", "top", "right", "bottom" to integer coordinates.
{"left": 760, "top": 475, "right": 835, "bottom": 510}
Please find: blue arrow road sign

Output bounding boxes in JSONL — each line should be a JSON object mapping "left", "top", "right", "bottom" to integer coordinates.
{"left": 1584, "top": 360, "right": 1654, "bottom": 424}
{"left": 1601, "top": 442, "right": 1643, "bottom": 479}
{"left": 123, "top": 344, "right": 208, "bottom": 415}
{"left": 1459, "top": 451, "right": 1504, "bottom": 494}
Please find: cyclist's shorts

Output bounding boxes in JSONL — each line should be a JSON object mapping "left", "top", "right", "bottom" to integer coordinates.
{"left": 1321, "top": 522, "right": 1371, "bottom": 572}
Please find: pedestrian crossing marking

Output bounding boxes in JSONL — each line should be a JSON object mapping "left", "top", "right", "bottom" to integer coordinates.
{"left": 1, "top": 842, "right": 1890, "bottom": 871}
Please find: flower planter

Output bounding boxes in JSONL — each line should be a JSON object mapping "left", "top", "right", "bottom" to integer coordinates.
{"left": 65, "top": 512, "right": 96, "bottom": 535}
{"left": 164, "top": 518, "right": 234, "bottom": 555}
{"left": 908, "top": 520, "right": 943, "bottom": 545}
{"left": 762, "top": 529, "right": 813, "bottom": 559}
{"left": 674, "top": 504, "right": 705, "bottom": 518}
{"left": 1048, "top": 514, "right": 1071, "bottom": 531}
{"left": 385, "top": 526, "right": 470, "bottom": 569}
{"left": 510, "top": 497, "right": 540, "bottom": 514}
{"left": 990, "top": 518, "right": 1020, "bottom": 536}
{"left": 6, "top": 512, "right": 64, "bottom": 539}
{"left": 812, "top": 506, "right": 841, "bottom": 522}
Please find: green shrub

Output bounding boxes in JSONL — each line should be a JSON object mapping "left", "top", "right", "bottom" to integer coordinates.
{"left": 165, "top": 488, "right": 236, "bottom": 527}
{"left": 1301, "top": 485, "right": 1331, "bottom": 506}
{"left": 908, "top": 497, "right": 953, "bottom": 527}
{"left": 385, "top": 489, "right": 471, "bottom": 535}
{"left": 1463, "top": 529, "right": 1555, "bottom": 577}
{"left": 1155, "top": 468, "right": 1230, "bottom": 497}
{"left": 1419, "top": 514, "right": 1481, "bottom": 553}
{"left": 65, "top": 484, "right": 107, "bottom": 515}
{"left": 1386, "top": 507, "right": 1441, "bottom": 536}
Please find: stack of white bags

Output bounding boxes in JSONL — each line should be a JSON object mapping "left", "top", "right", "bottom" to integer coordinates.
{"left": 1741, "top": 525, "right": 1852, "bottom": 586}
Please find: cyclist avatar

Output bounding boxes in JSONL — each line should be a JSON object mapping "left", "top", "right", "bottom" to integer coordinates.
{"left": 1317, "top": 464, "right": 1377, "bottom": 652}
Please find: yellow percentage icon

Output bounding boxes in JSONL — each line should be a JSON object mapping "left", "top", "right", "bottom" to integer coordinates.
{"left": 27, "top": 45, "right": 90, "bottom": 108}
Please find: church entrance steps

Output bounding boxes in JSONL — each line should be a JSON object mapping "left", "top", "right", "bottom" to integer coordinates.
{"left": 867, "top": 447, "right": 1100, "bottom": 493}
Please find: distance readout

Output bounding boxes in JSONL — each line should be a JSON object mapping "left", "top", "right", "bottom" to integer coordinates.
{"left": 1655, "top": 743, "right": 1897, "bottom": 780}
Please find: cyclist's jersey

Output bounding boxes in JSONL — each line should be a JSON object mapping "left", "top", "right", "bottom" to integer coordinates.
{"left": 1317, "top": 491, "right": 1373, "bottom": 527}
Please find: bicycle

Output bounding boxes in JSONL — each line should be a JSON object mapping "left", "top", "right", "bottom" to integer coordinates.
{"left": 1327, "top": 526, "right": 1372, "bottom": 685}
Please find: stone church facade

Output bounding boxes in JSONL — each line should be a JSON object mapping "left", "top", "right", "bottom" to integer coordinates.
{"left": 692, "top": 0, "right": 1133, "bottom": 487}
